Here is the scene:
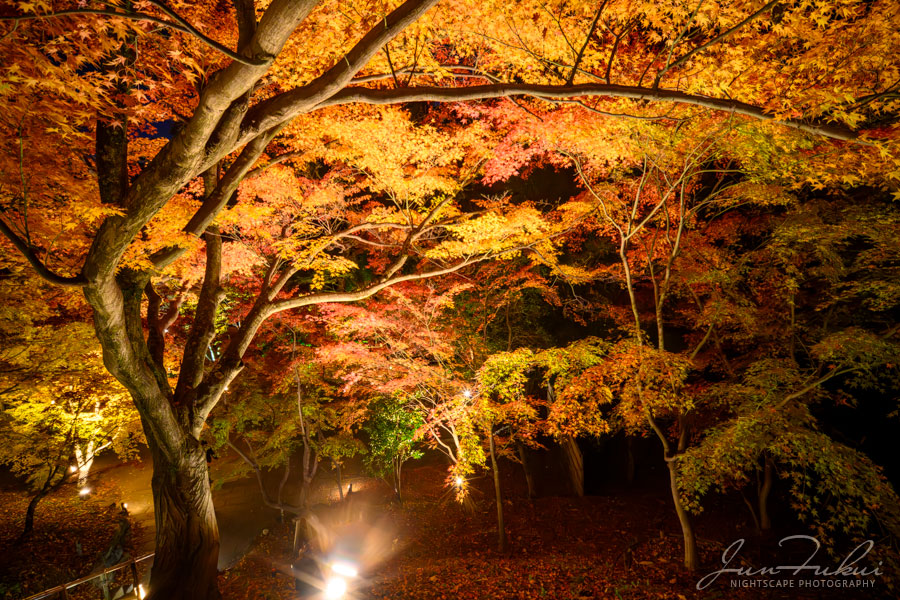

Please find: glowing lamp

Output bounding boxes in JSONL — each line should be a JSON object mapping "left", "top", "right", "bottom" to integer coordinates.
{"left": 454, "top": 476, "right": 464, "bottom": 487}
{"left": 332, "top": 561, "right": 358, "bottom": 578}
{"left": 78, "top": 488, "right": 91, "bottom": 496}
{"left": 324, "top": 576, "right": 348, "bottom": 599}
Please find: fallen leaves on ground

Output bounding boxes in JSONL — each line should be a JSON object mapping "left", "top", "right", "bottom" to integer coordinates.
{"left": 0, "top": 478, "right": 147, "bottom": 600}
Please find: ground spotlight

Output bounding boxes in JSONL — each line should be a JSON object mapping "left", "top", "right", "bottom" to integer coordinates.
{"left": 324, "top": 576, "right": 348, "bottom": 599}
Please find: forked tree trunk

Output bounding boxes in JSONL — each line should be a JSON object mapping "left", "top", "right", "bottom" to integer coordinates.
{"left": 74, "top": 440, "right": 101, "bottom": 490}
{"left": 667, "top": 460, "right": 698, "bottom": 570}
{"left": 147, "top": 440, "right": 220, "bottom": 600}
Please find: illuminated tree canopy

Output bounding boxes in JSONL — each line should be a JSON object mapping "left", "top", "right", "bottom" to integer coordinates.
{"left": 1, "top": 0, "right": 899, "bottom": 598}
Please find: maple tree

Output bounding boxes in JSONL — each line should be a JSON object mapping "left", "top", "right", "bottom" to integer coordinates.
{"left": 208, "top": 336, "right": 352, "bottom": 516}
{"left": 363, "top": 394, "right": 424, "bottom": 502}
{"left": 673, "top": 195, "right": 900, "bottom": 581}
{"left": 0, "top": 274, "right": 142, "bottom": 539}
{"left": 2, "top": 0, "right": 900, "bottom": 596}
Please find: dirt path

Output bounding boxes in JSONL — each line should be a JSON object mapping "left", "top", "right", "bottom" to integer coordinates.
{"left": 81, "top": 448, "right": 376, "bottom": 569}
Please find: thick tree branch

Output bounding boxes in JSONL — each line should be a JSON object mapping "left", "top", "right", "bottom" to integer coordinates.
{"left": 150, "top": 128, "right": 281, "bottom": 271}
{"left": 239, "top": 0, "right": 442, "bottom": 132}
{"left": 290, "top": 0, "right": 441, "bottom": 104}
{"left": 84, "top": 0, "right": 317, "bottom": 284}
{"left": 310, "top": 83, "right": 861, "bottom": 141}
{"left": 175, "top": 228, "right": 224, "bottom": 408}
{"left": 145, "top": 283, "right": 184, "bottom": 370}
{"left": 233, "top": 0, "right": 258, "bottom": 50}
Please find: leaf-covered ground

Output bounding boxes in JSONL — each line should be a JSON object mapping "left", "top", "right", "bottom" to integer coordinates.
{"left": 219, "top": 460, "right": 881, "bottom": 600}
{"left": 2, "top": 458, "right": 891, "bottom": 599}
{"left": 0, "top": 478, "right": 148, "bottom": 600}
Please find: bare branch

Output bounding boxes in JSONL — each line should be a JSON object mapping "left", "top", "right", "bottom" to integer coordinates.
{"left": 0, "top": 217, "right": 86, "bottom": 286}
{"left": 566, "top": 1, "right": 607, "bottom": 85}
{"left": 1, "top": 6, "right": 266, "bottom": 66}
{"left": 653, "top": 0, "right": 780, "bottom": 89}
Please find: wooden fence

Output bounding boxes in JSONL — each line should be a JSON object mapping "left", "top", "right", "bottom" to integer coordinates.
{"left": 21, "top": 553, "right": 153, "bottom": 600}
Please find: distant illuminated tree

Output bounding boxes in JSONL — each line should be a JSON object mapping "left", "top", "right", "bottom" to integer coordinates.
{"left": 363, "top": 395, "right": 424, "bottom": 503}
{"left": 0, "top": 319, "right": 142, "bottom": 539}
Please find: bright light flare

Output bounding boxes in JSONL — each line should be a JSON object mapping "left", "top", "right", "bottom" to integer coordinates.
{"left": 78, "top": 488, "right": 91, "bottom": 496}
{"left": 454, "top": 476, "right": 464, "bottom": 487}
{"left": 331, "top": 561, "right": 358, "bottom": 578}
{"left": 137, "top": 584, "right": 146, "bottom": 599}
{"left": 69, "top": 465, "right": 77, "bottom": 473}
{"left": 122, "top": 503, "right": 128, "bottom": 509}
{"left": 462, "top": 388, "right": 472, "bottom": 399}
{"left": 324, "top": 576, "right": 348, "bottom": 599}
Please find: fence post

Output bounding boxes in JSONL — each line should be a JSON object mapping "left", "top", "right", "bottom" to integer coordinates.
{"left": 130, "top": 558, "right": 139, "bottom": 595}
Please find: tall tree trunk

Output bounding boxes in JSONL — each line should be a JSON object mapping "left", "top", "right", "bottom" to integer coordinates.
{"left": 667, "top": 460, "right": 698, "bottom": 570}
{"left": 393, "top": 457, "right": 403, "bottom": 503}
{"left": 562, "top": 435, "right": 584, "bottom": 497}
{"left": 516, "top": 441, "right": 536, "bottom": 499}
{"left": 488, "top": 428, "right": 506, "bottom": 552}
{"left": 147, "top": 439, "right": 220, "bottom": 600}
{"left": 74, "top": 440, "right": 97, "bottom": 490}
{"left": 334, "top": 460, "right": 344, "bottom": 501}
{"left": 758, "top": 454, "right": 773, "bottom": 532}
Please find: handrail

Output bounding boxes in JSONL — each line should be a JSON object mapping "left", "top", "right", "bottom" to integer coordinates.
{"left": 21, "top": 552, "right": 154, "bottom": 600}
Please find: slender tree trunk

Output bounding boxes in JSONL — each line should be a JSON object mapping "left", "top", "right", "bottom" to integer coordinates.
{"left": 335, "top": 460, "right": 344, "bottom": 501}
{"left": 276, "top": 458, "right": 291, "bottom": 522}
{"left": 562, "top": 435, "right": 584, "bottom": 497}
{"left": 516, "top": 441, "right": 536, "bottom": 499}
{"left": 741, "top": 491, "right": 761, "bottom": 534}
{"left": 488, "top": 428, "right": 506, "bottom": 552}
{"left": 759, "top": 454, "right": 773, "bottom": 532}
{"left": 666, "top": 460, "right": 698, "bottom": 570}
{"left": 21, "top": 487, "right": 49, "bottom": 541}
{"left": 18, "top": 467, "right": 62, "bottom": 541}
{"left": 147, "top": 439, "right": 220, "bottom": 600}
{"left": 394, "top": 458, "right": 403, "bottom": 503}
